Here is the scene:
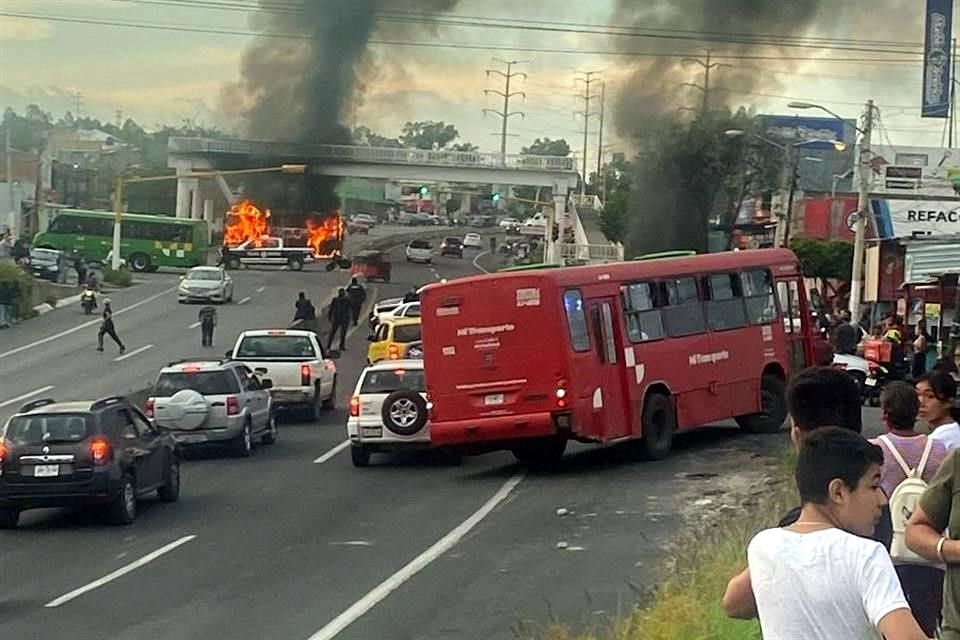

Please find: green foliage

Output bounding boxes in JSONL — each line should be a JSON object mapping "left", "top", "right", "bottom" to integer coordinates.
{"left": 789, "top": 236, "right": 854, "bottom": 282}
{"left": 451, "top": 142, "right": 479, "bottom": 152}
{"left": 352, "top": 125, "right": 403, "bottom": 148}
{"left": 103, "top": 266, "right": 134, "bottom": 287}
{"left": 600, "top": 189, "right": 628, "bottom": 243}
{"left": 399, "top": 120, "right": 460, "bottom": 150}
{"left": 0, "top": 260, "right": 37, "bottom": 320}
{"left": 522, "top": 137, "right": 571, "bottom": 157}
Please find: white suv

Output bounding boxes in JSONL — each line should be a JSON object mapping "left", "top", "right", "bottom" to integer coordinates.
{"left": 405, "top": 239, "right": 434, "bottom": 263}
{"left": 347, "top": 360, "right": 458, "bottom": 467}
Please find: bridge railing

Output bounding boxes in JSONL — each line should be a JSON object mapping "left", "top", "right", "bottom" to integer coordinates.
{"left": 570, "top": 193, "right": 603, "bottom": 210}
{"left": 559, "top": 243, "right": 625, "bottom": 263}
{"left": 168, "top": 137, "right": 577, "bottom": 172}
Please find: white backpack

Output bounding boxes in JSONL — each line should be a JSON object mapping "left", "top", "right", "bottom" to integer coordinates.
{"left": 878, "top": 435, "right": 935, "bottom": 565}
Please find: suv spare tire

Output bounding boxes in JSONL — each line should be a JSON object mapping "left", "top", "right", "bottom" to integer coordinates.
{"left": 156, "top": 389, "right": 210, "bottom": 430}
{"left": 381, "top": 390, "right": 428, "bottom": 436}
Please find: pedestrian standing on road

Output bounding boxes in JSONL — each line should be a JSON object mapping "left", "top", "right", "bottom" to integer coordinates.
{"left": 293, "top": 291, "right": 316, "bottom": 327}
{"left": 73, "top": 255, "right": 87, "bottom": 290}
{"left": 198, "top": 305, "right": 217, "bottom": 347}
{"left": 327, "top": 288, "right": 351, "bottom": 352}
{"left": 96, "top": 298, "right": 126, "bottom": 354}
{"left": 345, "top": 277, "right": 366, "bottom": 326}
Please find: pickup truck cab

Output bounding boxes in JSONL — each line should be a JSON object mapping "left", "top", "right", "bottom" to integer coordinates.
{"left": 228, "top": 329, "right": 338, "bottom": 420}
{"left": 221, "top": 237, "right": 315, "bottom": 271}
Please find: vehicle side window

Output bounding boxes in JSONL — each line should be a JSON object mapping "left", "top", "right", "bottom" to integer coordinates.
{"left": 742, "top": 270, "right": 777, "bottom": 325}
{"left": 704, "top": 273, "right": 747, "bottom": 331}
{"left": 777, "top": 280, "right": 801, "bottom": 335}
{"left": 621, "top": 282, "right": 665, "bottom": 342}
{"left": 563, "top": 290, "right": 591, "bottom": 352}
{"left": 114, "top": 409, "right": 139, "bottom": 440}
{"left": 376, "top": 324, "right": 390, "bottom": 341}
{"left": 234, "top": 367, "right": 253, "bottom": 390}
{"left": 129, "top": 409, "right": 155, "bottom": 437}
{"left": 662, "top": 277, "right": 705, "bottom": 337}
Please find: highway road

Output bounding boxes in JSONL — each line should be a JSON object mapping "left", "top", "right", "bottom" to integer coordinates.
{"left": 0, "top": 230, "right": 880, "bottom": 639}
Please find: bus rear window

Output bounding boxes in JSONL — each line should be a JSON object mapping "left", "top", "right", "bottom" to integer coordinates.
{"left": 563, "top": 290, "right": 590, "bottom": 352}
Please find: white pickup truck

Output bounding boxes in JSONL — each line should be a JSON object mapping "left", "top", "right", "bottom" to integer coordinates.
{"left": 227, "top": 329, "right": 338, "bottom": 420}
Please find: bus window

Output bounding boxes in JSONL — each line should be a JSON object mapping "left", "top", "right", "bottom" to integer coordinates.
{"left": 621, "top": 282, "right": 664, "bottom": 342}
{"left": 662, "top": 277, "right": 705, "bottom": 337}
{"left": 742, "top": 270, "right": 776, "bottom": 325}
{"left": 777, "top": 280, "right": 801, "bottom": 334}
{"left": 704, "top": 273, "right": 747, "bottom": 331}
{"left": 563, "top": 290, "right": 591, "bottom": 352}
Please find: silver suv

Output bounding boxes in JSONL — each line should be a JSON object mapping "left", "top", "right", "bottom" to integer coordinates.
{"left": 146, "top": 359, "right": 276, "bottom": 457}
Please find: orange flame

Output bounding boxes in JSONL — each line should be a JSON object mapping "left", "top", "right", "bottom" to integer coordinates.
{"left": 224, "top": 199, "right": 271, "bottom": 247}
{"left": 306, "top": 215, "right": 345, "bottom": 258}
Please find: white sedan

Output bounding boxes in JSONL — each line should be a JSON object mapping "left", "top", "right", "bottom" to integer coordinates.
{"left": 178, "top": 266, "right": 234, "bottom": 304}
{"left": 463, "top": 233, "right": 483, "bottom": 249}
{"left": 498, "top": 217, "right": 519, "bottom": 229}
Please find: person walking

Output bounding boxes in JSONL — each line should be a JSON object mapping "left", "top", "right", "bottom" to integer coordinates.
{"left": 345, "top": 277, "right": 366, "bottom": 326}
{"left": 73, "top": 255, "right": 87, "bottom": 290}
{"left": 96, "top": 298, "right": 125, "bottom": 354}
{"left": 198, "top": 305, "right": 217, "bottom": 347}
{"left": 327, "top": 288, "right": 351, "bottom": 352}
{"left": 912, "top": 318, "right": 930, "bottom": 378}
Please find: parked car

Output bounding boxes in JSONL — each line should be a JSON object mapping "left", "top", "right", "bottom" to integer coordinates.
{"left": 178, "top": 266, "right": 234, "bottom": 304}
{"left": 0, "top": 395, "right": 181, "bottom": 528}
{"left": 463, "top": 233, "right": 483, "bottom": 249}
{"left": 347, "top": 359, "right": 458, "bottom": 467}
{"left": 27, "top": 247, "right": 69, "bottom": 283}
{"left": 440, "top": 237, "right": 464, "bottom": 258}
{"left": 147, "top": 359, "right": 276, "bottom": 457}
{"left": 405, "top": 239, "right": 434, "bottom": 263}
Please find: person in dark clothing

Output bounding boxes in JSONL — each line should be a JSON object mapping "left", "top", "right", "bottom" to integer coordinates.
{"left": 402, "top": 286, "right": 419, "bottom": 304}
{"left": 198, "top": 305, "right": 217, "bottom": 347}
{"left": 293, "top": 291, "right": 316, "bottom": 322}
{"left": 327, "top": 288, "right": 352, "bottom": 351}
{"left": 832, "top": 310, "right": 859, "bottom": 355}
{"left": 911, "top": 318, "right": 930, "bottom": 378}
{"left": 345, "top": 277, "right": 366, "bottom": 326}
{"left": 96, "top": 299, "right": 125, "bottom": 353}
{"left": 73, "top": 256, "right": 87, "bottom": 289}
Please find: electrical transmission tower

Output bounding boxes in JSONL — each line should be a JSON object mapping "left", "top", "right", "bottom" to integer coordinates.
{"left": 574, "top": 71, "right": 602, "bottom": 195}
{"left": 681, "top": 49, "right": 730, "bottom": 115}
{"left": 483, "top": 59, "right": 528, "bottom": 163}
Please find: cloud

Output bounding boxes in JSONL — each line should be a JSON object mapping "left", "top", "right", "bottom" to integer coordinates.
{"left": 0, "top": 16, "right": 54, "bottom": 41}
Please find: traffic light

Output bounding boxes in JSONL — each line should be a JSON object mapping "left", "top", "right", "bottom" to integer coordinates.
{"left": 419, "top": 185, "right": 429, "bottom": 196}
{"left": 491, "top": 192, "right": 501, "bottom": 203}
{"left": 551, "top": 223, "right": 560, "bottom": 241}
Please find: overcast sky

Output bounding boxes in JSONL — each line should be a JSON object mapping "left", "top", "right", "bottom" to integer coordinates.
{"left": 0, "top": 0, "right": 950, "bottom": 170}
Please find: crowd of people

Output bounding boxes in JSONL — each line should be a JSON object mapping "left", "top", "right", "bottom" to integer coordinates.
{"left": 723, "top": 363, "right": 960, "bottom": 639}
{"left": 291, "top": 277, "right": 367, "bottom": 353}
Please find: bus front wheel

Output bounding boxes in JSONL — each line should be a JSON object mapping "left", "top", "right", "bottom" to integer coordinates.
{"left": 735, "top": 374, "right": 787, "bottom": 434}
{"left": 129, "top": 253, "right": 151, "bottom": 272}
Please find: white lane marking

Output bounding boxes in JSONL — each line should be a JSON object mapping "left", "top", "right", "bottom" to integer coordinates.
{"left": 238, "top": 296, "right": 251, "bottom": 305}
{"left": 45, "top": 535, "right": 197, "bottom": 608}
{"left": 308, "top": 473, "right": 524, "bottom": 640}
{"left": 0, "top": 286, "right": 178, "bottom": 361}
{"left": 114, "top": 344, "right": 153, "bottom": 362}
{"left": 256, "top": 286, "right": 266, "bottom": 293}
{"left": 472, "top": 250, "right": 489, "bottom": 274}
{"left": 313, "top": 440, "right": 350, "bottom": 464}
{"left": 188, "top": 321, "right": 201, "bottom": 329}
{"left": 0, "top": 385, "right": 56, "bottom": 409}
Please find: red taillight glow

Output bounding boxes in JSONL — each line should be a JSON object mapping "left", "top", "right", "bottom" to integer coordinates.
{"left": 349, "top": 396, "right": 360, "bottom": 417}
{"left": 226, "top": 396, "right": 240, "bottom": 416}
{"left": 0, "top": 439, "right": 8, "bottom": 466}
{"left": 301, "top": 364, "right": 312, "bottom": 386}
{"left": 89, "top": 438, "right": 112, "bottom": 465}
{"left": 556, "top": 379, "right": 568, "bottom": 408}
{"left": 145, "top": 398, "right": 155, "bottom": 418}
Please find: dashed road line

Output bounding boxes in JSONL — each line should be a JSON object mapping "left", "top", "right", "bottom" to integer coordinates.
{"left": 256, "top": 286, "right": 266, "bottom": 293}
{"left": 313, "top": 440, "right": 350, "bottom": 464}
{"left": 238, "top": 297, "right": 251, "bottom": 305}
{"left": 0, "top": 385, "right": 56, "bottom": 409}
{"left": 114, "top": 344, "right": 153, "bottom": 362}
{"left": 45, "top": 535, "right": 197, "bottom": 608}
{"left": 188, "top": 321, "right": 201, "bottom": 329}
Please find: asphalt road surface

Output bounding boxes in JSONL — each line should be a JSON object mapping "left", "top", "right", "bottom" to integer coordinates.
{"left": 0, "top": 232, "right": 884, "bottom": 639}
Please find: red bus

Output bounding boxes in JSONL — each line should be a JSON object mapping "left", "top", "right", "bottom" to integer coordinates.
{"left": 420, "top": 249, "right": 825, "bottom": 465}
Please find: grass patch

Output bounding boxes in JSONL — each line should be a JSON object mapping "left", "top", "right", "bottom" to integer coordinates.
{"left": 103, "top": 266, "right": 133, "bottom": 287}
{"left": 517, "top": 450, "right": 798, "bottom": 640}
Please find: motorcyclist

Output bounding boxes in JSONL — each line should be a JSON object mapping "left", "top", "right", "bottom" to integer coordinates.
{"left": 345, "top": 277, "right": 366, "bottom": 326}
{"left": 80, "top": 284, "right": 97, "bottom": 314}
{"left": 85, "top": 270, "right": 99, "bottom": 292}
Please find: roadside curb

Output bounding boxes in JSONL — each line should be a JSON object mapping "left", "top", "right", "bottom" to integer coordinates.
{"left": 33, "top": 292, "right": 83, "bottom": 315}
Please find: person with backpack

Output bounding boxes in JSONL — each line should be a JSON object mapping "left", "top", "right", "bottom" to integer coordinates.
{"left": 870, "top": 381, "right": 948, "bottom": 638}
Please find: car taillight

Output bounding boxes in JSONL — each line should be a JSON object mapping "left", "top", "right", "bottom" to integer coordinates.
{"left": 89, "top": 438, "right": 112, "bottom": 465}
{"left": 145, "top": 398, "right": 155, "bottom": 418}
{"left": 868, "top": 361, "right": 879, "bottom": 374}
{"left": 226, "top": 396, "right": 240, "bottom": 416}
{"left": 349, "top": 396, "right": 360, "bottom": 417}
{"left": 388, "top": 344, "right": 400, "bottom": 360}
{"left": 301, "top": 364, "right": 312, "bottom": 386}
{"left": 0, "top": 439, "right": 8, "bottom": 472}
{"left": 556, "top": 379, "right": 568, "bottom": 408}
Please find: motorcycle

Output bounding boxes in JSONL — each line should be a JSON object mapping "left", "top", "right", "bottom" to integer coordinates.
{"left": 80, "top": 289, "right": 97, "bottom": 315}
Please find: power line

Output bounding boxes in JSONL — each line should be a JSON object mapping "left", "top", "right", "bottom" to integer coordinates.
{"left": 680, "top": 49, "right": 730, "bottom": 115}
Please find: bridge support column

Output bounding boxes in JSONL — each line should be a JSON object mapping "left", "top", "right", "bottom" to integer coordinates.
{"left": 190, "top": 185, "right": 202, "bottom": 220}
{"left": 176, "top": 176, "right": 198, "bottom": 219}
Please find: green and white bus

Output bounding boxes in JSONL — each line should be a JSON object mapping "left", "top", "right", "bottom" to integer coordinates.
{"left": 33, "top": 209, "right": 209, "bottom": 272}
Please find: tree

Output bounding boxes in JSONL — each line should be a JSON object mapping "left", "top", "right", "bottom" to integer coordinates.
{"left": 351, "top": 125, "right": 402, "bottom": 148}
{"left": 789, "top": 237, "right": 854, "bottom": 301}
{"left": 521, "top": 137, "right": 570, "bottom": 157}
{"left": 399, "top": 121, "right": 459, "bottom": 150}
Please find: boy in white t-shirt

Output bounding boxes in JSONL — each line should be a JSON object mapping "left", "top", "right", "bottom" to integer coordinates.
{"left": 740, "top": 427, "right": 927, "bottom": 640}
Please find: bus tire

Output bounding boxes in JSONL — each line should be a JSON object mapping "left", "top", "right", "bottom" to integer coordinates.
{"left": 511, "top": 436, "right": 566, "bottom": 469}
{"left": 637, "top": 393, "right": 675, "bottom": 461}
{"left": 129, "top": 253, "right": 151, "bottom": 272}
{"left": 735, "top": 374, "right": 787, "bottom": 434}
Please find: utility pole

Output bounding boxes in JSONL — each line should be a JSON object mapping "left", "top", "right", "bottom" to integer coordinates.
{"left": 483, "top": 59, "right": 527, "bottom": 165}
{"left": 848, "top": 99, "right": 874, "bottom": 322}
{"left": 574, "top": 70, "right": 601, "bottom": 195}
{"left": 951, "top": 38, "right": 957, "bottom": 148}
{"left": 5, "top": 125, "right": 14, "bottom": 234}
{"left": 596, "top": 82, "right": 606, "bottom": 197}
{"left": 681, "top": 49, "right": 730, "bottom": 116}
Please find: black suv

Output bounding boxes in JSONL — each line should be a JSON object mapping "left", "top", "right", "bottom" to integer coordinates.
{"left": 0, "top": 396, "right": 181, "bottom": 529}
{"left": 440, "top": 237, "right": 464, "bottom": 258}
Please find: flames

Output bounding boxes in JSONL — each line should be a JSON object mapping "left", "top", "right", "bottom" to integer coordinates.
{"left": 224, "top": 199, "right": 271, "bottom": 248}
{"left": 223, "top": 198, "right": 343, "bottom": 257}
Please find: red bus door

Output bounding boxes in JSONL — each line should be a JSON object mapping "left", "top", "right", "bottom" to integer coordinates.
{"left": 776, "top": 277, "right": 809, "bottom": 373}
{"left": 587, "top": 299, "right": 631, "bottom": 441}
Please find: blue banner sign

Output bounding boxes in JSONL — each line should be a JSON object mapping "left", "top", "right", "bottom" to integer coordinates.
{"left": 757, "top": 115, "right": 846, "bottom": 150}
{"left": 923, "top": 0, "right": 953, "bottom": 118}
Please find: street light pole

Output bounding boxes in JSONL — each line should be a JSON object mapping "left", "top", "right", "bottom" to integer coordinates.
{"left": 111, "top": 177, "right": 124, "bottom": 271}
{"left": 848, "top": 99, "right": 874, "bottom": 322}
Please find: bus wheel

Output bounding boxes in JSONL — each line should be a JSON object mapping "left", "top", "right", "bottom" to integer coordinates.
{"left": 129, "top": 253, "right": 151, "bottom": 272}
{"left": 637, "top": 393, "right": 675, "bottom": 461}
{"left": 511, "top": 436, "right": 566, "bottom": 469}
{"left": 735, "top": 374, "right": 787, "bottom": 434}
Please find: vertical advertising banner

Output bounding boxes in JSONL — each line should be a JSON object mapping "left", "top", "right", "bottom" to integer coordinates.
{"left": 923, "top": 0, "right": 954, "bottom": 118}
